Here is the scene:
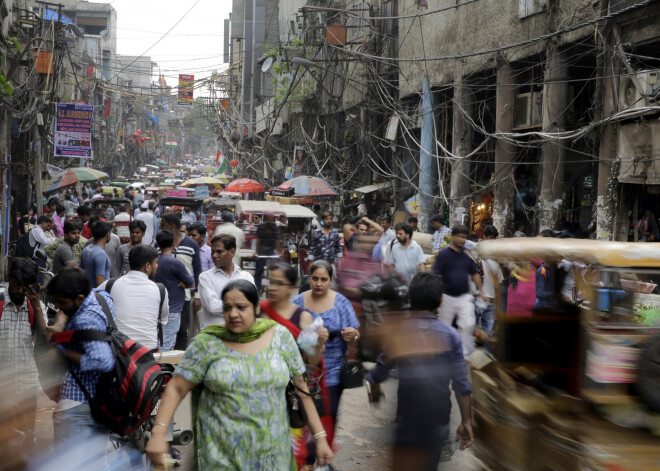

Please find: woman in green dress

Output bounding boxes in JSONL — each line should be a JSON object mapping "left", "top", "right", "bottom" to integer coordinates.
{"left": 146, "top": 279, "right": 334, "bottom": 470}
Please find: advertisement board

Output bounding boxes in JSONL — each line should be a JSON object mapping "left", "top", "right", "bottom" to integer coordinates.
{"left": 54, "top": 103, "right": 93, "bottom": 158}
{"left": 178, "top": 74, "right": 194, "bottom": 106}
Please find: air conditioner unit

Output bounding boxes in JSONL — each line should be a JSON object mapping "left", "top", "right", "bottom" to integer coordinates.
{"left": 513, "top": 91, "right": 543, "bottom": 129}
{"left": 619, "top": 70, "right": 660, "bottom": 110}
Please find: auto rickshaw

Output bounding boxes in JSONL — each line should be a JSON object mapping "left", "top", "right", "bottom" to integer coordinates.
{"left": 157, "top": 196, "right": 205, "bottom": 223}
{"left": 472, "top": 238, "right": 660, "bottom": 470}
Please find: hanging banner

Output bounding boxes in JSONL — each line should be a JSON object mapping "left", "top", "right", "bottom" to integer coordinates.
{"left": 405, "top": 195, "right": 419, "bottom": 216}
{"left": 178, "top": 74, "right": 194, "bottom": 106}
{"left": 54, "top": 103, "right": 93, "bottom": 158}
{"left": 45, "top": 163, "right": 63, "bottom": 177}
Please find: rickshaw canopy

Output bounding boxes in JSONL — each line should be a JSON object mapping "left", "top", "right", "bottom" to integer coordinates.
{"left": 477, "top": 238, "right": 660, "bottom": 268}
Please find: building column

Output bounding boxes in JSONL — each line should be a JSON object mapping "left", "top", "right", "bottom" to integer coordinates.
{"left": 450, "top": 71, "right": 473, "bottom": 227}
{"left": 596, "top": 29, "right": 618, "bottom": 240}
{"left": 492, "top": 62, "right": 516, "bottom": 237}
{"left": 418, "top": 77, "right": 435, "bottom": 232}
{"left": 538, "top": 48, "right": 569, "bottom": 231}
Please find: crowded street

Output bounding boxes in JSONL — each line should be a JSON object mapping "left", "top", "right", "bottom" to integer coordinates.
{"left": 2, "top": 0, "right": 660, "bottom": 470}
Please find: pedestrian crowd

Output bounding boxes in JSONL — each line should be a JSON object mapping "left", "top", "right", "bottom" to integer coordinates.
{"left": 13, "top": 185, "right": 599, "bottom": 469}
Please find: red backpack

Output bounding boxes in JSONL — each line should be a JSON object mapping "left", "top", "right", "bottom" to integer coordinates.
{"left": 51, "top": 292, "right": 173, "bottom": 436}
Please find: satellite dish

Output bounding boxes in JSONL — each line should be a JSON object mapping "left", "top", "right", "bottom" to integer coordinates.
{"left": 262, "top": 57, "right": 273, "bottom": 73}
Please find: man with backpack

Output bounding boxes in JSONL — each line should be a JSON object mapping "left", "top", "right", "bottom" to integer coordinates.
{"left": 98, "top": 245, "right": 169, "bottom": 351}
{"left": 46, "top": 267, "right": 116, "bottom": 459}
{"left": 0, "top": 258, "right": 47, "bottom": 447}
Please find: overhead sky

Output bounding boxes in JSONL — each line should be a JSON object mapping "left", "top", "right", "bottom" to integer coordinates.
{"left": 111, "top": 0, "right": 231, "bottom": 92}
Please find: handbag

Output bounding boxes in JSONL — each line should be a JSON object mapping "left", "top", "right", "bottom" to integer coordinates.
{"left": 286, "top": 380, "right": 308, "bottom": 429}
{"left": 340, "top": 345, "right": 364, "bottom": 389}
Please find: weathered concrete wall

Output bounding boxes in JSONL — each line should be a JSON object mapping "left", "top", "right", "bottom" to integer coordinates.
{"left": 398, "top": 0, "right": 598, "bottom": 97}
{"left": 278, "top": 0, "right": 305, "bottom": 45}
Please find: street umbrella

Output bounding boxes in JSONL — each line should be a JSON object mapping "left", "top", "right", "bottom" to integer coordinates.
{"left": 180, "top": 176, "right": 226, "bottom": 190}
{"left": 281, "top": 176, "right": 338, "bottom": 203}
{"left": 197, "top": 165, "right": 216, "bottom": 173}
{"left": 44, "top": 167, "right": 109, "bottom": 193}
{"left": 44, "top": 169, "right": 79, "bottom": 193}
{"left": 224, "top": 178, "right": 265, "bottom": 193}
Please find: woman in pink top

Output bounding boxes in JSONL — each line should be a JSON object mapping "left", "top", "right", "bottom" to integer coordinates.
{"left": 506, "top": 258, "right": 542, "bottom": 317}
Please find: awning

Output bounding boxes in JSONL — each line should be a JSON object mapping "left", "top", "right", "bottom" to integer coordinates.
{"left": 354, "top": 182, "right": 391, "bottom": 194}
{"left": 280, "top": 205, "right": 317, "bottom": 219}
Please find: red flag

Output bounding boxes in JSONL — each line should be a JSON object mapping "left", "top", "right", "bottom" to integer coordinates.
{"left": 216, "top": 150, "right": 221, "bottom": 165}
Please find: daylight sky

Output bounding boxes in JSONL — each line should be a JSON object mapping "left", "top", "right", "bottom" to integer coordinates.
{"left": 111, "top": 0, "right": 231, "bottom": 93}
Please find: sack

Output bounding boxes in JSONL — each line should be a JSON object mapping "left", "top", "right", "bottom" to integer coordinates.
{"left": 286, "top": 380, "right": 308, "bottom": 429}
{"left": 15, "top": 232, "right": 35, "bottom": 258}
{"left": 340, "top": 357, "right": 364, "bottom": 389}
{"left": 51, "top": 292, "right": 171, "bottom": 437}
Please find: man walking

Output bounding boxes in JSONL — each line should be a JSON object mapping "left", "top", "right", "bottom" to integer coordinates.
{"left": 254, "top": 212, "right": 280, "bottom": 292}
{"left": 431, "top": 224, "right": 486, "bottom": 357}
{"left": 52, "top": 220, "right": 83, "bottom": 275}
{"left": 46, "top": 267, "right": 116, "bottom": 462}
{"left": 198, "top": 234, "right": 254, "bottom": 330}
{"left": 477, "top": 225, "right": 503, "bottom": 335}
{"left": 431, "top": 215, "right": 452, "bottom": 253}
{"left": 154, "top": 231, "right": 194, "bottom": 351}
{"left": 159, "top": 212, "right": 200, "bottom": 350}
{"left": 99, "top": 245, "right": 169, "bottom": 351}
{"left": 113, "top": 220, "right": 146, "bottom": 277}
{"left": 80, "top": 219, "right": 111, "bottom": 287}
{"left": 30, "top": 215, "right": 56, "bottom": 256}
{"left": 113, "top": 205, "right": 131, "bottom": 243}
{"left": 387, "top": 223, "right": 426, "bottom": 282}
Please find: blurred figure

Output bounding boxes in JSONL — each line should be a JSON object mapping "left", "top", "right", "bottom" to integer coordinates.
{"left": 254, "top": 212, "right": 280, "bottom": 292}
{"left": 366, "top": 272, "right": 473, "bottom": 470}
{"left": 0, "top": 258, "right": 47, "bottom": 451}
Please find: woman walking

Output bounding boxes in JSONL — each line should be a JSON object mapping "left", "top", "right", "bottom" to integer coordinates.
{"left": 146, "top": 280, "right": 333, "bottom": 470}
{"left": 293, "top": 260, "right": 360, "bottom": 424}
{"left": 261, "top": 262, "right": 332, "bottom": 469}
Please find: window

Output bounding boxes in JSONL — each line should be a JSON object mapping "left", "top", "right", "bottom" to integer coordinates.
{"left": 519, "top": 0, "right": 546, "bottom": 19}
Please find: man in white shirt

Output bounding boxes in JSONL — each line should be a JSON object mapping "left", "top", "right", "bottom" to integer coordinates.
{"left": 30, "top": 215, "right": 57, "bottom": 255}
{"left": 98, "top": 245, "right": 169, "bottom": 350}
{"left": 198, "top": 233, "right": 254, "bottom": 330}
{"left": 113, "top": 204, "right": 131, "bottom": 242}
{"left": 477, "top": 225, "right": 503, "bottom": 336}
{"left": 136, "top": 201, "right": 156, "bottom": 245}
{"left": 213, "top": 211, "right": 245, "bottom": 267}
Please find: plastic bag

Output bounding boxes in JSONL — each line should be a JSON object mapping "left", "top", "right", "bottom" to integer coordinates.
{"left": 297, "top": 317, "right": 324, "bottom": 355}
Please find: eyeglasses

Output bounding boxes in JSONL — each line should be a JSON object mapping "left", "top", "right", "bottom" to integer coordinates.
{"left": 269, "top": 281, "right": 293, "bottom": 287}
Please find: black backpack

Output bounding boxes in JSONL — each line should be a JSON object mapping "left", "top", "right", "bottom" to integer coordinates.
{"left": 14, "top": 231, "right": 35, "bottom": 258}
{"left": 51, "top": 292, "right": 173, "bottom": 436}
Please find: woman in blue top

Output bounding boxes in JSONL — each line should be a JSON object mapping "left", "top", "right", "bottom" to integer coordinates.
{"left": 293, "top": 260, "right": 360, "bottom": 424}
